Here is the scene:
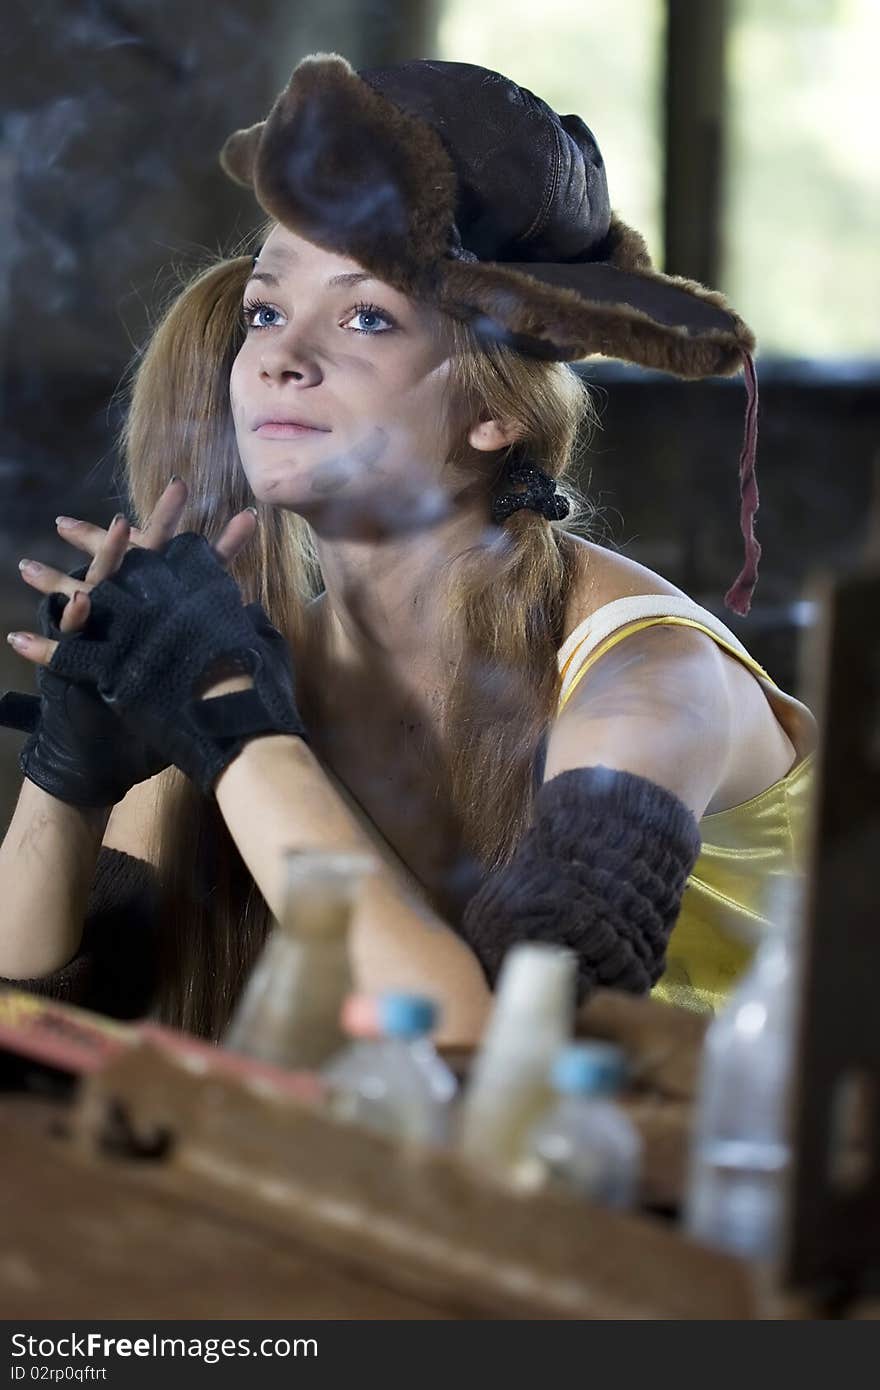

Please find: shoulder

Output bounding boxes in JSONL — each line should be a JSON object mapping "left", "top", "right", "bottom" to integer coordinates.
{"left": 560, "top": 535, "right": 730, "bottom": 691}
{"left": 561, "top": 619, "right": 731, "bottom": 714}
{"left": 547, "top": 537, "right": 732, "bottom": 819}
{"left": 544, "top": 622, "right": 731, "bottom": 819}
{"left": 561, "top": 536, "right": 685, "bottom": 640}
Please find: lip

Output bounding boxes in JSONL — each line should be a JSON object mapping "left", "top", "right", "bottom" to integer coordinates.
{"left": 255, "top": 422, "right": 331, "bottom": 439}
{"left": 253, "top": 415, "right": 331, "bottom": 434}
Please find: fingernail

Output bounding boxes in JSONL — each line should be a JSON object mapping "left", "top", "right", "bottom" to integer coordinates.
{"left": 169, "top": 475, "right": 182, "bottom": 485}
{"left": 246, "top": 506, "right": 258, "bottom": 517}
{"left": 18, "top": 559, "right": 40, "bottom": 573}
{"left": 111, "top": 513, "right": 128, "bottom": 527}
{"left": 56, "top": 516, "right": 76, "bottom": 528}
{"left": 7, "top": 633, "right": 29, "bottom": 649}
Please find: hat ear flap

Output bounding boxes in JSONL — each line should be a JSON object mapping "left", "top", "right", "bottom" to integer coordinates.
{"left": 219, "top": 122, "right": 264, "bottom": 188}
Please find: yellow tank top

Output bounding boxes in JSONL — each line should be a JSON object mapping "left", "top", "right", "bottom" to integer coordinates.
{"left": 556, "top": 595, "right": 817, "bottom": 1016}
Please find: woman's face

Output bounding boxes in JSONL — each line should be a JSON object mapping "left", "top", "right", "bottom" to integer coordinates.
{"left": 229, "top": 225, "right": 465, "bottom": 527}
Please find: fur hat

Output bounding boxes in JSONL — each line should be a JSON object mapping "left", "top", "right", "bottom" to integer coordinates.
{"left": 220, "top": 53, "right": 760, "bottom": 614}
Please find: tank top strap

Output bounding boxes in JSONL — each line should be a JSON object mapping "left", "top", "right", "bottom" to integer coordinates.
{"left": 557, "top": 594, "right": 773, "bottom": 715}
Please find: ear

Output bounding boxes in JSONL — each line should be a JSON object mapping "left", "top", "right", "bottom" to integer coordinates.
{"left": 467, "top": 418, "right": 524, "bottom": 452}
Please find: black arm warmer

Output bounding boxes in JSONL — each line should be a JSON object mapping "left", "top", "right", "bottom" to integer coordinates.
{"left": 457, "top": 765, "right": 702, "bottom": 1003}
{"left": 0, "top": 847, "right": 159, "bottom": 1019}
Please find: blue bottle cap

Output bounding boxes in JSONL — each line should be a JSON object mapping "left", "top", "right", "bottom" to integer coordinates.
{"left": 551, "top": 1042, "right": 627, "bottom": 1096}
{"left": 377, "top": 992, "right": 438, "bottom": 1040}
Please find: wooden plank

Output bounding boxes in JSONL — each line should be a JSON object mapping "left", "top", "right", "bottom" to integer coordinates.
{"left": 782, "top": 562, "right": 880, "bottom": 1292}
{"left": 663, "top": 0, "right": 728, "bottom": 285}
{"left": 57, "top": 1042, "right": 760, "bottom": 1320}
{"left": 0, "top": 1107, "right": 453, "bottom": 1321}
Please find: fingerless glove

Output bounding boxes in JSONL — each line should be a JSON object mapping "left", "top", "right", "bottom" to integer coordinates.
{"left": 44, "top": 533, "right": 309, "bottom": 797}
{"left": 1, "top": 563, "right": 168, "bottom": 808}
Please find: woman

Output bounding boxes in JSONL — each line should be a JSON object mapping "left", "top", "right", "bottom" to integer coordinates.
{"left": 0, "top": 55, "right": 816, "bottom": 1042}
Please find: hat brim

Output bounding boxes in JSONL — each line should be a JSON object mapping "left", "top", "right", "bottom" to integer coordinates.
{"left": 220, "top": 52, "right": 754, "bottom": 380}
{"left": 436, "top": 255, "right": 754, "bottom": 378}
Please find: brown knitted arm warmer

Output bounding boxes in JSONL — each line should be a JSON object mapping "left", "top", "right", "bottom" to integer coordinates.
{"left": 457, "top": 765, "right": 702, "bottom": 1003}
{"left": 0, "top": 847, "right": 160, "bottom": 1019}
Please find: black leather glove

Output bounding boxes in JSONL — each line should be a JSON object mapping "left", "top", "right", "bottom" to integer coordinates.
{"left": 0, "top": 562, "right": 170, "bottom": 809}
{"left": 43, "top": 532, "right": 309, "bottom": 798}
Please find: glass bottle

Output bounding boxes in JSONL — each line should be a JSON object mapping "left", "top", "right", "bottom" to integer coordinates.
{"left": 684, "top": 871, "right": 804, "bottom": 1260}
{"left": 519, "top": 1042, "right": 641, "bottom": 1208}
{"left": 223, "top": 847, "right": 374, "bottom": 1070}
{"left": 456, "top": 942, "right": 577, "bottom": 1178}
{"left": 322, "top": 992, "right": 458, "bottom": 1145}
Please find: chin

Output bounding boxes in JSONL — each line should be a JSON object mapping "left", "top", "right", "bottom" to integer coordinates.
{"left": 243, "top": 458, "right": 317, "bottom": 501}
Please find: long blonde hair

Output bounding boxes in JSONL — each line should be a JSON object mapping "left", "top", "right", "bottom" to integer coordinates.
{"left": 114, "top": 218, "right": 601, "bottom": 1038}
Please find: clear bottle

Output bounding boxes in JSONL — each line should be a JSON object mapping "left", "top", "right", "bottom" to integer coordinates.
{"left": 684, "top": 871, "right": 804, "bottom": 1260}
{"left": 321, "top": 992, "right": 458, "bottom": 1145}
{"left": 456, "top": 942, "right": 577, "bottom": 1178}
{"left": 223, "top": 848, "right": 375, "bottom": 1070}
{"left": 519, "top": 1042, "right": 641, "bottom": 1208}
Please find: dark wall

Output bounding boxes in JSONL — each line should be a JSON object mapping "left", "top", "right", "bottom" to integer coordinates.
{"left": 574, "top": 360, "right": 880, "bottom": 700}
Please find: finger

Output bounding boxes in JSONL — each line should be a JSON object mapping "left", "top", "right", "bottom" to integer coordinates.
{"left": 83, "top": 515, "right": 131, "bottom": 584}
{"left": 54, "top": 474, "right": 187, "bottom": 557}
{"left": 59, "top": 589, "right": 90, "bottom": 635}
{"left": 18, "top": 559, "right": 82, "bottom": 603}
{"left": 20, "top": 515, "right": 128, "bottom": 598}
{"left": 56, "top": 514, "right": 146, "bottom": 558}
{"left": 137, "top": 475, "right": 189, "bottom": 550}
{"left": 16, "top": 558, "right": 90, "bottom": 633}
{"left": 213, "top": 508, "right": 258, "bottom": 567}
{"left": 6, "top": 631, "right": 56, "bottom": 667}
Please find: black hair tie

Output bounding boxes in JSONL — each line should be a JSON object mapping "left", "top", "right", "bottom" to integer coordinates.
{"left": 491, "top": 464, "right": 571, "bottom": 525}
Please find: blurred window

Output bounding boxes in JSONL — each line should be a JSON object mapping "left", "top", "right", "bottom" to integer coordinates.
{"left": 724, "top": 0, "right": 879, "bottom": 358}
{"left": 437, "top": 0, "right": 665, "bottom": 262}
{"left": 438, "top": 0, "right": 878, "bottom": 359}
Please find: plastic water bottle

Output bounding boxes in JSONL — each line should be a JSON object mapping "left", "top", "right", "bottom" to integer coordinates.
{"left": 519, "top": 1042, "right": 641, "bottom": 1208}
{"left": 684, "top": 872, "right": 804, "bottom": 1260}
{"left": 321, "top": 992, "right": 458, "bottom": 1145}
{"left": 456, "top": 943, "right": 576, "bottom": 1177}
{"left": 223, "top": 848, "right": 374, "bottom": 1069}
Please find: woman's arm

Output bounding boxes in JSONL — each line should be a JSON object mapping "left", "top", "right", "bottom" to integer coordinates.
{"left": 0, "top": 777, "right": 111, "bottom": 978}
{"left": 457, "top": 624, "right": 728, "bottom": 1002}
{"left": 543, "top": 623, "right": 732, "bottom": 814}
{"left": 0, "top": 482, "right": 254, "bottom": 991}
{"left": 213, "top": 727, "right": 492, "bottom": 1045}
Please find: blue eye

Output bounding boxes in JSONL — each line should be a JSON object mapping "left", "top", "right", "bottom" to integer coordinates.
{"left": 240, "top": 299, "right": 396, "bottom": 335}
{"left": 240, "top": 299, "right": 280, "bottom": 330}
{"left": 346, "top": 303, "right": 395, "bottom": 335}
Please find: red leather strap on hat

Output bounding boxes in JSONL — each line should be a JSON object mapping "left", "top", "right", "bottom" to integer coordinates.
{"left": 723, "top": 348, "right": 761, "bottom": 617}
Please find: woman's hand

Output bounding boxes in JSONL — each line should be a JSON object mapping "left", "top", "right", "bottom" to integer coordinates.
{"left": 2, "top": 478, "right": 260, "bottom": 808}
{"left": 9, "top": 477, "right": 257, "bottom": 675}
{"left": 12, "top": 482, "right": 309, "bottom": 800}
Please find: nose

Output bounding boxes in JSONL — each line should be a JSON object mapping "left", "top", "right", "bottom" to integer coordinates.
{"left": 258, "top": 329, "right": 323, "bottom": 387}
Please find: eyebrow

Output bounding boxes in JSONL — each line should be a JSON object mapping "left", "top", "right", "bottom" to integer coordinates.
{"left": 246, "top": 268, "right": 375, "bottom": 290}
